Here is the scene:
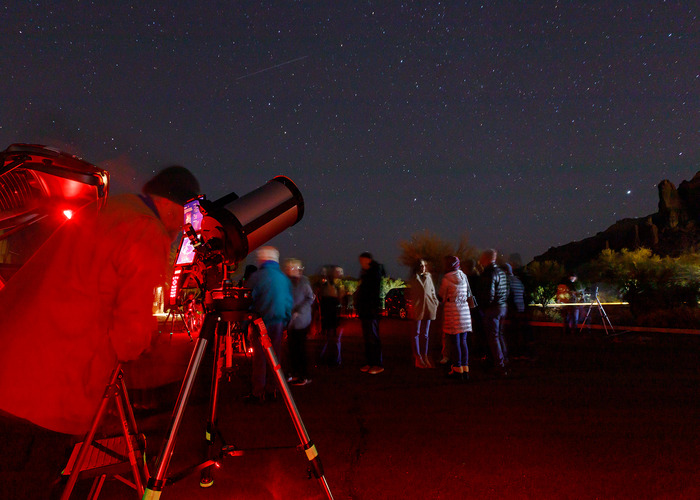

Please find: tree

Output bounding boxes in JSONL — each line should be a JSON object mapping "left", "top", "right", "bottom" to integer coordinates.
{"left": 398, "top": 230, "right": 477, "bottom": 276}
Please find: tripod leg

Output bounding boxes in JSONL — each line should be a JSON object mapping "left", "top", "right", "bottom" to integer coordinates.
{"left": 118, "top": 375, "right": 149, "bottom": 486}
{"left": 179, "top": 312, "right": 194, "bottom": 341}
{"left": 61, "top": 364, "right": 124, "bottom": 500}
{"left": 142, "top": 312, "right": 220, "bottom": 500}
{"left": 254, "top": 319, "right": 334, "bottom": 500}
{"left": 578, "top": 304, "right": 593, "bottom": 334}
{"left": 113, "top": 378, "right": 145, "bottom": 497}
{"left": 199, "top": 322, "right": 226, "bottom": 488}
{"left": 597, "top": 298, "right": 615, "bottom": 335}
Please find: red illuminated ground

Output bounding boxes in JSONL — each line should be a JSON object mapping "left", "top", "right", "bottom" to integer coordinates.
{"left": 69, "top": 318, "right": 699, "bottom": 499}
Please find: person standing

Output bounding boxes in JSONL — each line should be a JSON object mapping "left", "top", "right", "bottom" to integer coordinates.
{"left": 557, "top": 272, "right": 583, "bottom": 335}
{"left": 408, "top": 259, "right": 439, "bottom": 368}
{"left": 438, "top": 256, "right": 474, "bottom": 380}
{"left": 476, "top": 249, "right": 510, "bottom": 377}
{"left": 503, "top": 263, "right": 533, "bottom": 359}
{"left": 0, "top": 165, "right": 200, "bottom": 498}
{"left": 356, "top": 252, "right": 386, "bottom": 375}
{"left": 283, "top": 258, "right": 315, "bottom": 386}
{"left": 245, "top": 246, "right": 293, "bottom": 402}
{"left": 318, "top": 266, "right": 345, "bottom": 367}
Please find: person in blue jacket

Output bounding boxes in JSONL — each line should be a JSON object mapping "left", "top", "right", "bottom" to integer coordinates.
{"left": 245, "top": 246, "right": 293, "bottom": 402}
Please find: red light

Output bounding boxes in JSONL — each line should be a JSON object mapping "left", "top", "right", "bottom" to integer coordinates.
{"left": 63, "top": 209, "right": 74, "bottom": 219}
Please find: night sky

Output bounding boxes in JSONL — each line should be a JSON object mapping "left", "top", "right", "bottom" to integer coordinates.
{"left": 2, "top": 2, "right": 698, "bottom": 278}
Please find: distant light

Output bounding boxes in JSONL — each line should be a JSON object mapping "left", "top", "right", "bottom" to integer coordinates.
{"left": 63, "top": 209, "right": 74, "bottom": 219}
{"left": 626, "top": 190, "right": 632, "bottom": 195}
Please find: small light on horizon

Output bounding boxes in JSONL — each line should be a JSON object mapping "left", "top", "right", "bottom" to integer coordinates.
{"left": 626, "top": 190, "right": 632, "bottom": 195}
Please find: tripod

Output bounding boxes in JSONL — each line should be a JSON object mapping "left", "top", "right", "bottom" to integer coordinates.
{"left": 162, "top": 304, "right": 194, "bottom": 341}
{"left": 579, "top": 289, "right": 615, "bottom": 335}
{"left": 142, "top": 288, "right": 333, "bottom": 499}
{"left": 60, "top": 363, "right": 148, "bottom": 500}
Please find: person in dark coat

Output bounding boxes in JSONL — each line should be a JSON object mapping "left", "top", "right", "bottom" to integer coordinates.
{"left": 356, "top": 252, "right": 386, "bottom": 374}
{"left": 503, "top": 263, "right": 534, "bottom": 359}
{"left": 476, "top": 249, "right": 510, "bottom": 376}
{"left": 318, "top": 266, "right": 345, "bottom": 367}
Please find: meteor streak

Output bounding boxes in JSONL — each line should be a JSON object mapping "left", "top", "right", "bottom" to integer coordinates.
{"left": 237, "top": 56, "right": 309, "bottom": 80}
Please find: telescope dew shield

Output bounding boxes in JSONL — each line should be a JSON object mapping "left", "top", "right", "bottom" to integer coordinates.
{"left": 200, "top": 176, "right": 304, "bottom": 264}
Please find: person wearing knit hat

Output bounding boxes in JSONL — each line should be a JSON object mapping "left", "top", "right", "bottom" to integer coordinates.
{"left": 143, "top": 165, "right": 200, "bottom": 205}
{"left": 142, "top": 165, "right": 200, "bottom": 239}
{"left": 0, "top": 162, "right": 201, "bottom": 496}
{"left": 438, "top": 255, "right": 474, "bottom": 380}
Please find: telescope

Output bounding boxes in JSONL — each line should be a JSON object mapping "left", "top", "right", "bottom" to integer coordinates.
{"left": 147, "top": 176, "right": 334, "bottom": 500}
{"left": 169, "top": 176, "right": 304, "bottom": 307}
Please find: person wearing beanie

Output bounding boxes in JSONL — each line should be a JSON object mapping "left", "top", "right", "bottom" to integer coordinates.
{"left": 438, "top": 255, "right": 474, "bottom": 380}
{"left": 0, "top": 164, "right": 200, "bottom": 497}
{"left": 245, "top": 246, "right": 293, "bottom": 402}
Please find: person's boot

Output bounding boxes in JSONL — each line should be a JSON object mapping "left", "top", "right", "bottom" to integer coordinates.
{"left": 446, "top": 365, "right": 463, "bottom": 379}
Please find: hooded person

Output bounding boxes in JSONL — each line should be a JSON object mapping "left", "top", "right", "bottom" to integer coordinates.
{"left": 438, "top": 255, "right": 474, "bottom": 380}
{"left": 0, "top": 164, "right": 199, "bottom": 497}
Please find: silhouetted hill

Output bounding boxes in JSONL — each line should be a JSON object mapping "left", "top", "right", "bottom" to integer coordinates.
{"left": 534, "top": 171, "right": 700, "bottom": 270}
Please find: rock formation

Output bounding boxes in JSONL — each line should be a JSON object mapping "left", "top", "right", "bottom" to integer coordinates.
{"left": 534, "top": 171, "right": 700, "bottom": 269}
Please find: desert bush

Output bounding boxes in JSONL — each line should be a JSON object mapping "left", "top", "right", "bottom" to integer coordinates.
{"left": 529, "top": 306, "right": 563, "bottom": 323}
{"left": 522, "top": 260, "right": 567, "bottom": 306}
{"left": 588, "top": 248, "right": 700, "bottom": 317}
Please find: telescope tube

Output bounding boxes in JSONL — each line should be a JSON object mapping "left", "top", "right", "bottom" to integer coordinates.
{"left": 200, "top": 176, "right": 304, "bottom": 264}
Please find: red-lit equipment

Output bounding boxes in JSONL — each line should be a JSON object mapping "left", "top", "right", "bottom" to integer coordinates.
{"left": 0, "top": 144, "right": 109, "bottom": 286}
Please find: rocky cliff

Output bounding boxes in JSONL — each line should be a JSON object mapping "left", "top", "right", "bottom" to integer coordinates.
{"left": 534, "top": 171, "right": 700, "bottom": 269}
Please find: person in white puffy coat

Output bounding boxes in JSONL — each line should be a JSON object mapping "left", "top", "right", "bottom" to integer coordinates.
{"left": 438, "top": 256, "right": 474, "bottom": 380}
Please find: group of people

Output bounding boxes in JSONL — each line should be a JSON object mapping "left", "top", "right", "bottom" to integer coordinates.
{"left": 242, "top": 248, "right": 389, "bottom": 403}
{"left": 248, "top": 247, "right": 533, "bottom": 389}
{"left": 0, "top": 159, "right": 533, "bottom": 498}
{"left": 407, "top": 249, "right": 532, "bottom": 381}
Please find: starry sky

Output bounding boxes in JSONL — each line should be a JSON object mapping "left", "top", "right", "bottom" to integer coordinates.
{"left": 2, "top": 1, "right": 698, "bottom": 278}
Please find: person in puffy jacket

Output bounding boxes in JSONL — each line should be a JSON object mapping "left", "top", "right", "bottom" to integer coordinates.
{"left": 438, "top": 255, "right": 474, "bottom": 380}
{"left": 477, "top": 249, "right": 510, "bottom": 376}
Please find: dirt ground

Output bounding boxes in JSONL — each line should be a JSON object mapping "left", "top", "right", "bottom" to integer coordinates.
{"left": 68, "top": 317, "right": 699, "bottom": 500}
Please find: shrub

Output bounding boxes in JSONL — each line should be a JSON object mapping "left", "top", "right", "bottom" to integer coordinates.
{"left": 588, "top": 248, "right": 700, "bottom": 318}
{"left": 523, "top": 260, "right": 567, "bottom": 306}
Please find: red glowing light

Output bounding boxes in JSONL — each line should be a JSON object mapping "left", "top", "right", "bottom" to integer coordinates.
{"left": 63, "top": 209, "right": 74, "bottom": 219}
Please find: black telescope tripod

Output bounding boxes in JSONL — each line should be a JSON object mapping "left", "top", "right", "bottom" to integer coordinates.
{"left": 142, "top": 287, "right": 333, "bottom": 499}
{"left": 579, "top": 287, "right": 615, "bottom": 335}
